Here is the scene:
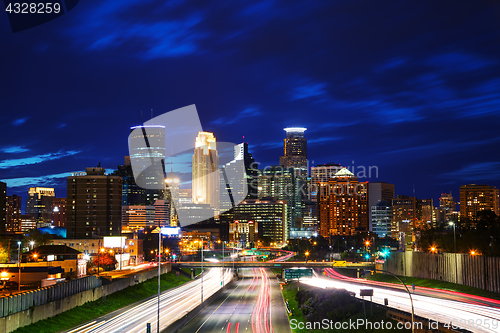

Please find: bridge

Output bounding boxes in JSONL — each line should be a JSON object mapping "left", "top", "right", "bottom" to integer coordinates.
{"left": 172, "top": 261, "right": 375, "bottom": 269}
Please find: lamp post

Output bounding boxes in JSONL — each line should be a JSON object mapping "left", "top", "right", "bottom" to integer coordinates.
{"left": 374, "top": 268, "right": 415, "bottom": 333}
{"left": 450, "top": 222, "right": 458, "bottom": 288}
{"left": 305, "top": 251, "right": 309, "bottom": 263}
{"left": 201, "top": 238, "right": 204, "bottom": 304}
{"left": 17, "top": 241, "right": 21, "bottom": 292}
{"left": 222, "top": 240, "right": 225, "bottom": 286}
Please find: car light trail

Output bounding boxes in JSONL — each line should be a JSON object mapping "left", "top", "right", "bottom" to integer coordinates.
{"left": 301, "top": 274, "right": 500, "bottom": 333}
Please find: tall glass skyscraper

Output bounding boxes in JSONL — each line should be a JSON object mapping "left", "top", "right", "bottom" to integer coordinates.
{"left": 129, "top": 125, "right": 166, "bottom": 205}
{"left": 192, "top": 132, "right": 219, "bottom": 211}
{"left": 279, "top": 127, "right": 308, "bottom": 177}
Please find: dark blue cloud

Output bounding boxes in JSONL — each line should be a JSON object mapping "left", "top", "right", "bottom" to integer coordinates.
{"left": 1, "top": 0, "right": 500, "bottom": 206}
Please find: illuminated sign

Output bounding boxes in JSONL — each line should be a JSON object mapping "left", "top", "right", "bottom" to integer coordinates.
{"left": 104, "top": 236, "right": 127, "bottom": 248}
{"left": 161, "top": 227, "right": 180, "bottom": 236}
{"left": 47, "top": 255, "right": 55, "bottom": 261}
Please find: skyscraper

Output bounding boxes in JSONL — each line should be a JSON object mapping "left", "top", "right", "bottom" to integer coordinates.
{"left": 6, "top": 195, "right": 22, "bottom": 232}
{"left": 311, "top": 163, "right": 342, "bottom": 201}
{"left": 391, "top": 195, "right": 417, "bottom": 237}
{"left": 67, "top": 165, "right": 122, "bottom": 238}
{"left": 279, "top": 127, "right": 308, "bottom": 177}
{"left": 258, "top": 165, "right": 301, "bottom": 237}
{"left": 460, "top": 184, "right": 499, "bottom": 222}
{"left": 318, "top": 168, "right": 369, "bottom": 237}
{"left": 0, "top": 181, "right": 6, "bottom": 234}
{"left": 372, "top": 200, "right": 393, "bottom": 238}
{"left": 368, "top": 182, "right": 395, "bottom": 231}
{"left": 26, "top": 187, "right": 55, "bottom": 222}
{"left": 113, "top": 156, "right": 147, "bottom": 206}
{"left": 192, "top": 132, "right": 219, "bottom": 211}
{"left": 129, "top": 125, "right": 166, "bottom": 205}
{"left": 233, "top": 197, "right": 288, "bottom": 244}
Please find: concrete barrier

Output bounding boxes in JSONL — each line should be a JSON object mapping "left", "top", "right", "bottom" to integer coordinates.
{"left": 383, "top": 252, "right": 500, "bottom": 293}
{"left": 0, "top": 264, "right": 171, "bottom": 333}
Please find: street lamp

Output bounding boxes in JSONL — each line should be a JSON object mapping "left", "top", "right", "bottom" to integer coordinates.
{"left": 98, "top": 248, "right": 105, "bottom": 276}
{"left": 305, "top": 251, "right": 309, "bottom": 262}
{"left": 430, "top": 246, "right": 437, "bottom": 254}
{"left": 449, "top": 222, "right": 458, "bottom": 288}
{"left": 17, "top": 241, "right": 21, "bottom": 292}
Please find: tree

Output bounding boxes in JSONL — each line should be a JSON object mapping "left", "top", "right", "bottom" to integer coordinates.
{"left": 93, "top": 253, "right": 117, "bottom": 271}
{"left": 0, "top": 245, "right": 8, "bottom": 263}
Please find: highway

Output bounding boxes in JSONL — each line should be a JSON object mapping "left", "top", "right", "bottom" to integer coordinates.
{"left": 301, "top": 270, "right": 500, "bottom": 333}
{"left": 178, "top": 267, "right": 291, "bottom": 333}
{"left": 66, "top": 268, "right": 233, "bottom": 333}
{"left": 325, "top": 267, "right": 500, "bottom": 308}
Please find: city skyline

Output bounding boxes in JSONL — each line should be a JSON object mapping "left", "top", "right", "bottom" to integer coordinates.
{"left": 1, "top": 1, "right": 500, "bottom": 211}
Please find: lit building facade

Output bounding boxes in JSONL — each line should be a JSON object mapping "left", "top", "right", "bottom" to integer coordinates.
{"left": 192, "top": 132, "right": 219, "bottom": 211}
{"left": 129, "top": 125, "right": 166, "bottom": 205}
{"left": 67, "top": 166, "right": 122, "bottom": 238}
{"left": 318, "top": 168, "right": 369, "bottom": 237}
{"left": 229, "top": 220, "right": 258, "bottom": 247}
{"left": 371, "top": 200, "right": 393, "bottom": 238}
{"left": 233, "top": 198, "right": 287, "bottom": 244}
{"left": 391, "top": 195, "right": 416, "bottom": 237}
{"left": 0, "top": 181, "right": 5, "bottom": 234}
{"left": 6, "top": 195, "right": 22, "bottom": 232}
{"left": 51, "top": 198, "right": 67, "bottom": 228}
{"left": 279, "top": 127, "right": 308, "bottom": 177}
{"left": 368, "top": 182, "right": 395, "bottom": 231}
{"left": 122, "top": 205, "right": 156, "bottom": 232}
{"left": 311, "top": 163, "right": 342, "bottom": 201}
{"left": 26, "top": 187, "right": 55, "bottom": 222}
{"left": 459, "top": 184, "right": 499, "bottom": 222}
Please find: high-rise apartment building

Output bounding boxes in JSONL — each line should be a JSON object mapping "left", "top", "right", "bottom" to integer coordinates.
{"left": 0, "top": 182, "right": 6, "bottom": 234}
{"left": 233, "top": 197, "right": 287, "bottom": 244}
{"left": 67, "top": 166, "right": 122, "bottom": 238}
{"left": 279, "top": 127, "right": 308, "bottom": 177}
{"left": 129, "top": 125, "right": 166, "bottom": 205}
{"left": 6, "top": 195, "right": 22, "bottom": 232}
{"left": 26, "top": 187, "right": 55, "bottom": 222}
{"left": 440, "top": 192, "right": 456, "bottom": 213}
{"left": 192, "top": 132, "right": 219, "bottom": 211}
{"left": 460, "top": 184, "right": 499, "bottom": 221}
{"left": 368, "top": 182, "right": 395, "bottom": 231}
{"left": 318, "top": 168, "right": 369, "bottom": 237}
{"left": 391, "top": 195, "right": 416, "bottom": 237}
{"left": 311, "top": 163, "right": 342, "bottom": 201}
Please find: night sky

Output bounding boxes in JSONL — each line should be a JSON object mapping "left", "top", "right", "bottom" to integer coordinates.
{"left": 1, "top": 0, "right": 500, "bottom": 211}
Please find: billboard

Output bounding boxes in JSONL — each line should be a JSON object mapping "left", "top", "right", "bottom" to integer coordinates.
{"left": 104, "top": 236, "right": 126, "bottom": 248}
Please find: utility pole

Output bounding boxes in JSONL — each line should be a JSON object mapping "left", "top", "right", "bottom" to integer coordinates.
{"left": 201, "top": 238, "right": 204, "bottom": 304}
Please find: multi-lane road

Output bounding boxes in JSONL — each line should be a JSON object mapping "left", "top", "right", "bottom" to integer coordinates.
{"left": 67, "top": 268, "right": 233, "bottom": 333}
{"left": 302, "top": 269, "right": 500, "bottom": 333}
{"left": 178, "top": 267, "right": 291, "bottom": 333}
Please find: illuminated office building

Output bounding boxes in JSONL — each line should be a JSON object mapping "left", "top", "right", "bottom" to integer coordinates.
{"left": 26, "top": 187, "right": 55, "bottom": 222}
{"left": 368, "top": 182, "right": 395, "bottom": 231}
{"left": 371, "top": 200, "right": 393, "bottom": 238}
{"left": 279, "top": 127, "right": 308, "bottom": 177}
{"left": 391, "top": 195, "right": 416, "bottom": 237}
{"left": 460, "top": 184, "right": 499, "bottom": 222}
{"left": 129, "top": 125, "right": 166, "bottom": 205}
{"left": 233, "top": 197, "right": 287, "bottom": 244}
{"left": 192, "top": 132, "right": 219, "bottom": 211}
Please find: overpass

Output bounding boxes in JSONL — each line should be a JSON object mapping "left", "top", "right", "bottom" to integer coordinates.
{"left": 172, "top": 261, "right": 375, "bottom": 269}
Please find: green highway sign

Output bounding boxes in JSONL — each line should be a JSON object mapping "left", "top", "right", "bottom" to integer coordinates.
{"left": 284, "top": 268, "right": 313, "bottom": 280}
